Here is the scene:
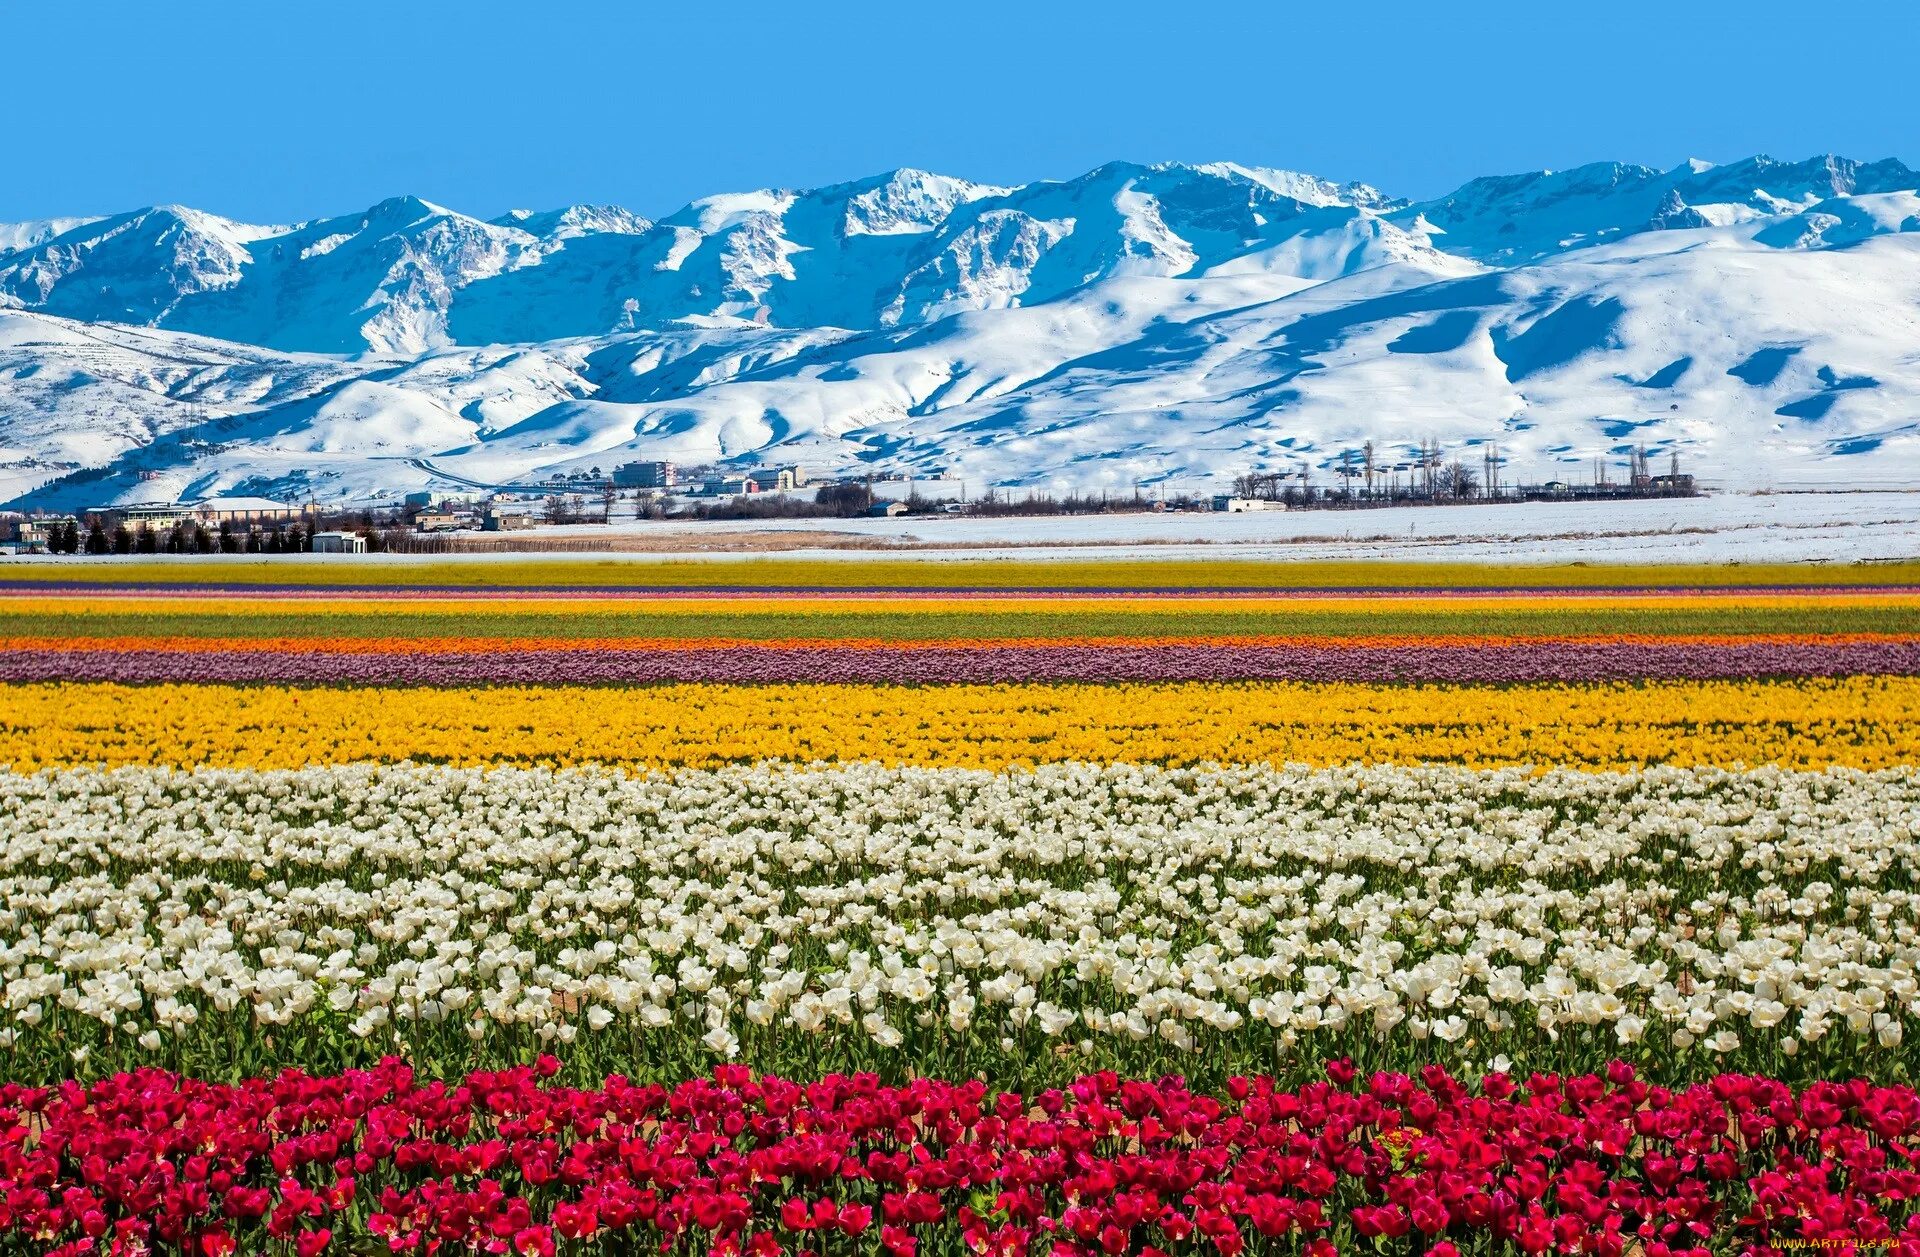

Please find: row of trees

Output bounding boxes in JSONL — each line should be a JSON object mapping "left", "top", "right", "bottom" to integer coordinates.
{"left": 1232, "top": 463, "right": 1481, "bottom": 505}
{"left": 40, "top": 521, "right": 331, "bottom": 555}
{"left": 964, "top": 489, "right": 1205, "bottom": 516}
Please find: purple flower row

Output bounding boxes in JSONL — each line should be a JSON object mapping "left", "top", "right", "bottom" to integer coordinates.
{"left": 5, "top": 640, "right": 1919, "bottom": 685}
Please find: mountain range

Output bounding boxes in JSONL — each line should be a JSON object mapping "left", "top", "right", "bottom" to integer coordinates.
{"left": 3, "top": 153, "right": 1917, "bottom": 507}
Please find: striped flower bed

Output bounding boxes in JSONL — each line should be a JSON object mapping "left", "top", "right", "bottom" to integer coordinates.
{"left": 4, "top": 562, "right": 1918, "bottom": 1253}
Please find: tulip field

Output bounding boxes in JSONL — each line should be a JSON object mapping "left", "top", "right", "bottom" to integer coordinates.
{"left": 1, "top": 558, "right": 1918, "bottom": 1255}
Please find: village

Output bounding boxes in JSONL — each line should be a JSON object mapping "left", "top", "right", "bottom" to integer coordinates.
{"left": 0, "top": 445, "right": 1699, "bottom": 556}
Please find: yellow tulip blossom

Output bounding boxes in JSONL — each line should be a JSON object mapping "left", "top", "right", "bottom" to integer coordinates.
{"left": 5, "top": 677, "right": 1916, "bottom": 772}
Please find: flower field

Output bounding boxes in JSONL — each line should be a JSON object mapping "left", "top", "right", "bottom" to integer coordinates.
{"left": 1, "top": 559, "right": 1918, "bottom": 1253}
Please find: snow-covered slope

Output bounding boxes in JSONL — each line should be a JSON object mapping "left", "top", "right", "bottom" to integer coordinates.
{"left": 1393, "top": 154, "right": 1920, "bottom": 264}
{"left": 0, "top": 216, "right": 105, "bottom": 253}
{"left": 4, "top": 152, "right": 1919, "bottom": 506}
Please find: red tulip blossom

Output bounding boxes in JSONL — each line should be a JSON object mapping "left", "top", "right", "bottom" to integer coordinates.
{"left": 1, "top": 1059, "right": 1916, "bottom": 1254}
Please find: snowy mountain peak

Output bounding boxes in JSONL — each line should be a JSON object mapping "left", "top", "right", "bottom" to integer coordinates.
{"left": 838, "top": 168, "right": 1006, "bottom": 236}
{"left": 0, "top": 204, "right": 268, "bottom": 324}
{"left": 662, "top": 189, "right": 798, "bottom": 235}
{"left": 360, "top": 194, "right": 461, "bottom": 225}
{"left": 1193, "top": 162, "right": 1393, "bottom": 209}
{"left": 492, "top": 204, "right": 652, "bottom": 240}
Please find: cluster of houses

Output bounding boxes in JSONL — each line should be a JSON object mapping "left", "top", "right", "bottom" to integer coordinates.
{"left": 401, "top": 464, "right": 823, "bottom": 531}
{"left": 609, "top": 461, "right": 810, "bottom": 495}
{"left": 528, "top": 461, "right": 810, "bottom": 496}
{"left": 405, "top": 494, "right": 538, "bottom": 533}
{"left": 1, "top": 461, "right": 1421, "bottom": 555}
{"left": 409, "top": 465, "right": 966, "bottom": 530}
{"left": 0, "top": 496, "right": 376, "bottom": 554}
{"left": 0, "top": 470, "right": 841, "bottom": 554}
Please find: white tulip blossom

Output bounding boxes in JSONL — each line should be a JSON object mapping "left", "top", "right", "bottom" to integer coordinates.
{"left": 0, "top": 760, "right": 1912, "bottom": 1078}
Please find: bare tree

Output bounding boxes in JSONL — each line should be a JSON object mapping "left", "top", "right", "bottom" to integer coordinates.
{"left": 1232, "top": 471, "right": 1290, "bottom": 501}
{"left": 1437, "top": 461, "right": 1479, "bottom": 499}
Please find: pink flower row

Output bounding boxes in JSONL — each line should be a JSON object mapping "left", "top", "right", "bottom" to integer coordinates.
{"left": 5, "top": 639, "right": 1918, "bottom": 685}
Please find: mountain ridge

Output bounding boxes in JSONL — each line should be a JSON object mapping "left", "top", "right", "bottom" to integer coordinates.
{"left": 3, "top": 151, "right": 1917, "bottom": 506}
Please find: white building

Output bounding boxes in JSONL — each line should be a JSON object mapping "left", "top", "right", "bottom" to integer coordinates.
{"left": 95, "top": 496, "right": 304, "bottom": 531}
{"left": 310, "top": 531, "right": 367, "bottom": 554}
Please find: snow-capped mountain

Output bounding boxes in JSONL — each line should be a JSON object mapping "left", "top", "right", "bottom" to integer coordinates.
{"left": 1391, "top": 154, "right": 1920, "bottom": 264}
{"left": 0, "top": 206, "right": 278, "bottom": 327}
{"left": 4, "top": 153, "right": 1918, "bottom": 507}
{"left": 491, "top": 205, "right": 652, "bottom": 241}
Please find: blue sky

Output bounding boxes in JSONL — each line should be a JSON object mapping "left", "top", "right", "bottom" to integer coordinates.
{"left": 9, "top": 0, "right": 1916, "bottom": 223}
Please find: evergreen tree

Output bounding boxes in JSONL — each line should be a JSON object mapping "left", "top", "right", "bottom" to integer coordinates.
{"left": 58, "top": 521, "right": 81, "bottom": 554}
{"left": 135, "top": 526, "right": 157, "bottom": 555}
{"left": 111, "top": 525, "right": 133, "bottom": 555}
{"left": 84, "top": 521, "right": 109, "bottom": 555}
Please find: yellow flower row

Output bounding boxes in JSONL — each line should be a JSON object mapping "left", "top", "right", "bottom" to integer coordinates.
{"left": 5, "top": 678, "right": 1917, "bottom": 772}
